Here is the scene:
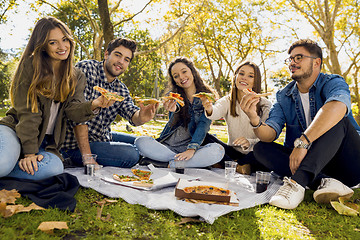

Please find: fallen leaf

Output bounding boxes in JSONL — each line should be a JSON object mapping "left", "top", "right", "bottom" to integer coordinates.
{"left": 1, "top": 203, "right": 45, "bottom": 218}
{"left": 37, "top": 221, "right": 68, "bottom": 234}
{"left": 331, "top": 201, "right": 359, "bottom": 216}
{"left": 0, "top": 189, "right": 21, "bottom": 204}
{"left": 104, "top": 198, "right": 118, "bottom": 203}
{"left": 339, "top": 197, "right": 360, "bottom": 211}
{"left": 175, "top": 217, "right": 202, "bottom": 225}
{"left": 101, "top": 213, "right": 111, "bottom": 222}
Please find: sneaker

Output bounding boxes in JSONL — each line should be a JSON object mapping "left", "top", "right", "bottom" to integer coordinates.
{"left": 269, "top": 177, "right": 305, "bottom": 209}
{"left": 313, "top": 178, "right": 354, "bottom": 204}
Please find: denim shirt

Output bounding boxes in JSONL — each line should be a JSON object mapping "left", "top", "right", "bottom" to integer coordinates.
{"left": 265, "top": 72, "right": 360, "bottom": 149}
{"left": 157, "top": 97, "right": 211, "bottom": 150}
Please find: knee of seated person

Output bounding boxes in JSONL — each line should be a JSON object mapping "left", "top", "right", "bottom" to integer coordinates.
{"left": 253, "top": 142, "right": 268, "bottom": 157}
{"left": 134, "top": 136, "right": 152, "bottom": 146}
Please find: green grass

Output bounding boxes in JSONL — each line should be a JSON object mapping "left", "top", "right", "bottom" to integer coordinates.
{"left": 1, "top": 114, "right": 360, "bottom": 239}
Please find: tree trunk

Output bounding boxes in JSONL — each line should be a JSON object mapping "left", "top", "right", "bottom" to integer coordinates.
{"left": 98, "top": 0, "right": 114, "bottom": 51}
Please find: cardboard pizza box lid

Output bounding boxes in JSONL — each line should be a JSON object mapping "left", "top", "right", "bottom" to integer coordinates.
{"left": 175, "top": 179, "right": 232, "bottom": 202}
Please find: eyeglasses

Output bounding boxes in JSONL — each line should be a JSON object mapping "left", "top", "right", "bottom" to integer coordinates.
{"left": 284, "top": 54, "right": 318, "bottom": 65}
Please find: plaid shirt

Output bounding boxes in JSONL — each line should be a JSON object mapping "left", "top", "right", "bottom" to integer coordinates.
{"left": 62, "top": 60, "right": 139, "bottom": 150}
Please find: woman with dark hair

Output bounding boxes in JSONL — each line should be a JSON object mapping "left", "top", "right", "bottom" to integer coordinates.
{"left": 0, "top": 16, "right": 111, "bottom": 180}
{"left": 135, "top": 57, "right": 224, "bottom": 168}
{"left": 200, "top": 60, "right": 272, "bottom": 173}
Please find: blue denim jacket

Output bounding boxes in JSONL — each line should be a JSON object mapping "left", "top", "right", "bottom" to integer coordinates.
{"left": 265, "top": 72, "right": 360, "bottom": 149}
{"left": 157, "top": 97, "right": 211, "bottom": 150}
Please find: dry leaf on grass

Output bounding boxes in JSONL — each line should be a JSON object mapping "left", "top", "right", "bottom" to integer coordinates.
{"left": 37, "top": 221, "right": 68, "bottom": 234}
{"left": 330, "top": 201, "right": 359, "bottom": 216}
{"left": 0, "top": 189, "right": 21, "bottom": 204}
{"left": 2, "top": 203, "right": 45, "bottom": 218}
{"left": 95, "top": 198, "right": 117, "bottom": 220}
{"left": 175, "top": 217, "right": 202, "bottom": 225}
{"left": 0, "top": 189, "right": 45, "bottom": 218}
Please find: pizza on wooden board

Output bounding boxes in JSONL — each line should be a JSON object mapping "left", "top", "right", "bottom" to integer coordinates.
{"left": 93, "top": 86, "right": 125, "bottom": 102}
{"left": 183, "top": 185, "right": 230, "bottom": 196}
{"left": 162, "top": 92, "right": 185, "bottom": 107}
{"left": 242, "top": 88, "right": 272, "bottom": 97}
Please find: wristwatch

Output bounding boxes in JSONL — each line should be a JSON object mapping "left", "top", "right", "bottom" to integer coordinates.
{"left": 294, "top": 138, "right": 311, "bottom": 150}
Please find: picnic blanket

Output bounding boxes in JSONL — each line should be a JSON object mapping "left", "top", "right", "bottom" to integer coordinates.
{"left": 65, "top": 166, "right": 282, "bottom": 224}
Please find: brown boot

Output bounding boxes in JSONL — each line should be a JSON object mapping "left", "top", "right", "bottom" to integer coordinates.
{"left": 236, "top": 164, "right": 251, "bottom": 175}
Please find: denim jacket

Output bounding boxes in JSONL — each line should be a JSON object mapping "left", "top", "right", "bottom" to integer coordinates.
{"left": 266, "top": 72, "right": 360, "bottom": 149}
{"left": 157, "top": 97, "right": 211, "bottom": 150}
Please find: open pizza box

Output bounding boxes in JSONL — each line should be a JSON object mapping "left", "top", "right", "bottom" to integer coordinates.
{"left": 175, "top": 179, "right": 239, "bottom": 205}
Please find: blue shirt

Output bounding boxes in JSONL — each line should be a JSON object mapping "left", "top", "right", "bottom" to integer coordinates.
{"left": 62, "top": 60, "right": 139, "bottom": 150}
{"left": 158, "top": 97, "right": 211, "bottom": 150}
{"left": 265, "top": 72, "right": 360, "bottom": 149}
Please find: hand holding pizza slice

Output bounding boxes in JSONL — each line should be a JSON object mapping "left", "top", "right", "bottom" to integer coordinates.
{"left": 242, "top": 88, "right": 272, "bottom": 97}
{"left": 133, "top": 97, "right": 161, "bottom": 106}
{"left": 94, "top": 86, "right": 125, "bottom": 102}
{"left": 162, "top": 92, "right": 185, "bottom": 107}
{"left": 193, "top": 92, "right": 217, "bottom": 103}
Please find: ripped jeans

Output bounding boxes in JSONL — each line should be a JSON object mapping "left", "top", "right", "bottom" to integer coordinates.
{"left": 0, "top": 125, "right": 63, "bottom": 180}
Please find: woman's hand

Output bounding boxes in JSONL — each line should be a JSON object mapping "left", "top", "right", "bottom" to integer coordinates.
{"left": 163, "top": 99, "right": 177, "bottom": 112}
{"left": 175, "top": 149, "right": 195, "bottom": 161}
{"left": 198, "top": 96, "right": 213, "bottom": 116}
{"left": 233, "top": 137, "right": 250, "bottom": 150}
{"left": 240, "top": 92, "right": 260, "bottom": 120}
{"left": 19, "top": 154, "right": 44, "bottom": 175}
{"left": 91, "top": 95, "right": 115, "bottom": 110}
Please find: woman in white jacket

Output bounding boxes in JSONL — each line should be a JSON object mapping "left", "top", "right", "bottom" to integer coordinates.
{"left": 199, "top": 60, "right": 272, "bottom": 174}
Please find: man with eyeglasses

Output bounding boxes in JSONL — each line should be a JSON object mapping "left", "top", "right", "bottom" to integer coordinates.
{"left": 241, "top": 39, "right": 360, "bottom": 209}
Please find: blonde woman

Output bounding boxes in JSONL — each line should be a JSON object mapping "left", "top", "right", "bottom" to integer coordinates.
{"left": 0, "top": 17, "right": 111, "bottom": 180}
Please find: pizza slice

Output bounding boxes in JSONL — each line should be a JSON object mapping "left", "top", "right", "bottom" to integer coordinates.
{"left": 113, "top": 174, "right": 140, "bottom": 182}
{"left": 133, "top": 97, "right": 161, "bottom": 106}
{"left": 131, "top": 169, "right": 152, "bottom": 180}
{"left": 193, "top": 92, "right": 217, "bottom": 102}
{"left": 94, "top": 86, "right": 125, "bottom": 102}
{"left": 133, "top": 179, "right": 154, "bottom": 188}
{"left": 162, "top": 92, "right": 185, "bottom": 107}
{"left": 242, "top": 88, "right": 272, "bottom": 97}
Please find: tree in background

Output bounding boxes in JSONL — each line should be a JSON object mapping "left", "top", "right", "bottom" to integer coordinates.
{"left": 161, "top": 0, "right": 278, "bottom": 97}
{"left": 283, "top": 0, "right": 360, "bottom": 118}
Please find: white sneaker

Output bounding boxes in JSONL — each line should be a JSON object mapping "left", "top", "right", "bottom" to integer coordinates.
{"left": 313, "top": 178, "right": 354, "bottom": 204}
{"left": 269, "top": 177, "right": 305, "bottom": 209}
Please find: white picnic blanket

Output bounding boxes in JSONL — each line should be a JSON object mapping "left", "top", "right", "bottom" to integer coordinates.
{"left": 65, "top": 166, "right": 282, "bottom": 224}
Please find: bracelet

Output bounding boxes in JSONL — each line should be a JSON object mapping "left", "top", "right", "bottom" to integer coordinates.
{"left": 251, "top": 120, "right": 263, "bottom": 129}
{"left": 301, "top": 132, "right": 311, "bottom": 144}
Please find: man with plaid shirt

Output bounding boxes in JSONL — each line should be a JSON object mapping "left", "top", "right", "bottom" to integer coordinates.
{"left": 61, "top": 38, "right": 158, "bottom": 167}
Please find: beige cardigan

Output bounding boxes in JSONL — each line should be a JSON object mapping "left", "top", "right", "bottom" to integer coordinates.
{"left": 0, "top": 58, "right": 95, "bottom": 159}
{"left": 206, "top": 95, "right": 272, "bottom": 154}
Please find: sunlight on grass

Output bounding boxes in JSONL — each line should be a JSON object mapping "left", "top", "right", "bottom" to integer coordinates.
{"left": 256, "top": 206, "right": 315, "bottom": 239}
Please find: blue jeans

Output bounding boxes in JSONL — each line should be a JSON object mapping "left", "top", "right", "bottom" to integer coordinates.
{"left": 0, "top": 125, "right": 64, "bottom": 180}
{"left": 135, "top": 136, "right": 224, "bottom": 168}
{"left": 61, "top": 132, "right": 140, "bottom": 168}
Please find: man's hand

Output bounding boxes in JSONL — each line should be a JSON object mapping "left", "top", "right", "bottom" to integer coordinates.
{"left": 175, "top": 149, "right": 195, "bottom": 161}
{"left": 91, "top": 95, "right": 115, "bottom": 110}
{"left": 162, "top": 99, "right": 177, "bottom": 112}
{"left": 19, "top": 154, "right": 44, "bottom": 175}
{"left": 289, "top": 148, "right": 308, "bottom": 174}
{"left": 233, "top": 137, "right": 250, "bottom": 150}
{"left": 136, "top": 102, "right": 159, "bottom": 125}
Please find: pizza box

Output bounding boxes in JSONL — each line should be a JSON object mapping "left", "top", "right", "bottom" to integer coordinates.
{"left": 175, "top": 179, "right": 237, "bottom": 203}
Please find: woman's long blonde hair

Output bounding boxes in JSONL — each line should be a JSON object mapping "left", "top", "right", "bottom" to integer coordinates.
{"left": 10, "top": 16, "right": 77, "bottom": 113}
